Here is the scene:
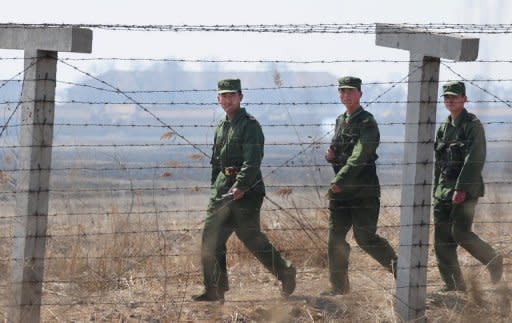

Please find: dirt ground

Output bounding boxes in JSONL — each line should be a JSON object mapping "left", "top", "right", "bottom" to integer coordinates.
{"left": 0, "top": 189, "right": 511, "bottom": 322}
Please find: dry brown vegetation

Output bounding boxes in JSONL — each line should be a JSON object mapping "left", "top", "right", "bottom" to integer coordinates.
{"left": 0, "top": 182, "right": 510, "bottom": 322}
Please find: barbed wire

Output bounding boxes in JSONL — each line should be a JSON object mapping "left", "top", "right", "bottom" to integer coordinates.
{"left": 0, "top": 248, "right": 509, "bottom": 276}
{"left": 3, "top": 22, "right": 512, "bottom": 34}
{"left": 2, "top": 180, "right": 512, "bottom": 196}
{"left": 1, "top": 221, "right": 511, "bottom": 242}
{"left": 1, "top": 199, "right": 512, "bottom": 220}
{"left": 1, "top": 23, "right": 512, "bottom": 319}
{"left": 0, "top": 78, "right": 510, "bottom": 99}
{"left": 1, "top": 158, "right": 512, "bottom": 175}
{"left": 442, "top": 62, "right": 512, "bottom": 109}
{"left": 2, "top": 119, "right": 512, "bottom": 130}
{"left": 56, "top": 58, "right": 212, "bottom": 160}
{"left": 3, "top": 99, "right": 512, "bottom": 106}
{"left": 3, "top": 137, "right": 512, "bottom": 150}
{"left": 0, "top": 61, "right": 38, "bottom": 139}
{"left": 0, "top": 56, "right": 510, "bottom": 64}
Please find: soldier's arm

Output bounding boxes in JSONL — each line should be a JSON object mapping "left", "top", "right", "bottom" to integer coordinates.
{"left": 455, "top": 121, "right": 486, "bottom": 193}
{"left": 332, "top": 118, "right": 379, "bottom": 186}
{"left": 210, "top": 129, "right": 221, "bottom": 185}
{"left": 232, "top": 121, "right": 264, "bottom": 192}
{"left": 433, "top": 127, "right": 443, "bottom": 196}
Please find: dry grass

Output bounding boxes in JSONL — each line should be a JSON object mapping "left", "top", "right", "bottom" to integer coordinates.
{"left": 0, "top": 170, "right": 9, "bottom": 185}
{"left": 3, "top": 153, "right": 13, "bottom": 164}
{"left": 188, "top": 153, "right": 204, "bottom": 161}
{"left": 160, "top": 131, "right": 175, "bottom": 140}
{"left": 0, "top": 184, "right": 511, "bottom": 322}
{"left": 163, "top": 160, "right": 181, "bottom": 168}
{"left": 273, "top": 187, "right": 294, "bottom": 199}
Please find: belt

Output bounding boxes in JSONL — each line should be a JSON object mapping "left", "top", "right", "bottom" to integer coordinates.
{"left": 223, "top": 166, "right": 240, "bottom": 176}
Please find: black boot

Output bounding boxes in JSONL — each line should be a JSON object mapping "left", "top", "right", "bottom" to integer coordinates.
{"left": 391, "top": 258, "right": 398, "bottom": 279}
{"left": 280, "top": 265, "right": 297, "bottom": 297}
{"left": 321, "top": 269, "right": 350, "bottom": 296}
{"left": 489, "top": 254, "right": 503, "bottom": 284}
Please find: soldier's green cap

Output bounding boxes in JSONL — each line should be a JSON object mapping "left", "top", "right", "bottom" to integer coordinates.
{"left": 442, "top": 81, "right": 466, "bottom": 96}
{"left": 217, "top": 78, "right": 241, "bottom": 94}
{"left": 338, "top": 76, "right": 362, "bottom": 91}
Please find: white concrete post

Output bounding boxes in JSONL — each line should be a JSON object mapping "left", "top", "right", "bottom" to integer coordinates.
{"left": 375, "top": 24, "right": 479, "bottom": 322}
{"left": 0, "top": 25, "right": 92, "bottom": 323}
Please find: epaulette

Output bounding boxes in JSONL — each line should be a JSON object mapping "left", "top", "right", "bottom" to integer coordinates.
{"left": 246, "top": 113, "right": 257, "bottom": 121}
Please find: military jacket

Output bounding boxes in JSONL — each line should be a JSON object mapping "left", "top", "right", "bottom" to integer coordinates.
{"left": 329, "top": 106, "right": 380, "bottom": 200}
{"left": 210, "top": 108, "right": 265, "bottom": 198}
{"left": 434, "top": 108, "right": 485, "bottom": 200}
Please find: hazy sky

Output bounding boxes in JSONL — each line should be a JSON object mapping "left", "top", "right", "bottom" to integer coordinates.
{"left": 0, "top": 0, "right": 511, "bottom": 84}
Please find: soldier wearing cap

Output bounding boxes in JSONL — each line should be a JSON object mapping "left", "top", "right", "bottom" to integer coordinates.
{"left": 433, "top": 81, "right": 503, "bottom": 291}
{"left": 192, "top": 78, "right": 296, "bottom": 302}
{"left": 322, "top": 76, "right": 397, "bottom": 295}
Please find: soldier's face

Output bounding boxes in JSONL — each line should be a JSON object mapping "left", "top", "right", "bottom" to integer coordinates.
{"left": 218, "top": 92, "right": 243, "bottom": 114}
{"left": 443, "top": 95, "right": 466, "bottom": 115}
{"left": 339, "top": 88, "right": 362, "bottom": 110}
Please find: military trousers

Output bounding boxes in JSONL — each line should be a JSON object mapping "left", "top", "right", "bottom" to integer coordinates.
{"left": 434, "top": 198, "right": 499, "bottom": 289}
{"left": 328, "top": 196, "right": 396, "bottom": 290}
{"left": 201, "top": 194, "right": 291, "bottom": 292}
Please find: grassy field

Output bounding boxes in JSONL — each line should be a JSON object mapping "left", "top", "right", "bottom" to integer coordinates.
{"left": 0, "top": 180, "right": 510, "bottom": 322}
{"left": 0, "top": 142, "right": 511, "bottom": 322}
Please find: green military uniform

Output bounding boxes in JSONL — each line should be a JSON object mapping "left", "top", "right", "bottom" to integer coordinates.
{"left": 326, "top": 77, "right": 397, "bottom": 294}
{"left": 197, "top": 79, "right": 295, "bottom": 301}
{"left": 433, "top": 81, "right": 502, "bottom": 291}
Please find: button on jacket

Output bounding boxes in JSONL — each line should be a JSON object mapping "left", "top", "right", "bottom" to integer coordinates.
{"left": 210, "top": 108, "right": 265, "bottom": 198}
{"left": 434, "top": 108, "right": 485, "bottom": 200}
{"left": 330, "top": 106, "right": 380, "bottom": 200}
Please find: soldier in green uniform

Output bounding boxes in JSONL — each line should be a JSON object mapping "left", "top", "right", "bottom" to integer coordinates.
{"left": 323, "top": 76, "right": 397, "bottom": 295}
{"left": 192, "top": 78, "right": 296, "bottom": 302}
{"left": 433, "top": 81, "right": 503, "bottom": 291}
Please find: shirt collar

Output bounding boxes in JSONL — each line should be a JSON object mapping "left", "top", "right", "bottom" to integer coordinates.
{"left": 224, "top": 107, "right": 245, "bottom": 125}
{"left": 448, "top": 108, "right": 468, "bottom": 127}
{"left": 344, "top": 106, "right": 364, "bottom": 122}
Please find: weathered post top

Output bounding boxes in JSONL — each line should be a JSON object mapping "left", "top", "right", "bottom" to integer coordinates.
{"left": 376, "top": 23, "right": 479, "bottom": 61}
{"left": 0, "top": 24, "right": 92, "bottom": 53}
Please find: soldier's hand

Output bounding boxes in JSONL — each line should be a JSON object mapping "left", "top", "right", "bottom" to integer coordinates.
{"left": 230, "top": 188, "right": 245, "bottom": 200}
{"left": 325, "top": 148, "right": 335, "bottom": 162}
{"left": 452, "top": 190, "right": 466, "bottom": 204}
{"left": 330, "top": 183, "right": 342, "bottom": 193}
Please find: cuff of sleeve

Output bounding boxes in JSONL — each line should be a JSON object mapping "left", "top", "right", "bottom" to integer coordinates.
{"left": 232, "top": 181, "right": 249, "bottom": 192}
{"left": 331, "top": 177, "right": 343, "bottom": 186}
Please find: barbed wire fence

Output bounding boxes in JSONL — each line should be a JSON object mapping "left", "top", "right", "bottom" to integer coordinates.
{"left": 0, "top": 23, "right": 511, "bottom": 321}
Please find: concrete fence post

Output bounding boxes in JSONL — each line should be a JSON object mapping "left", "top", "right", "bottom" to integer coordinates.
{"left": 0, "top": 25, "right": 92, "bottom": 323}
{"left": 375, "top": 24, "right": 479, "bottom": 322}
